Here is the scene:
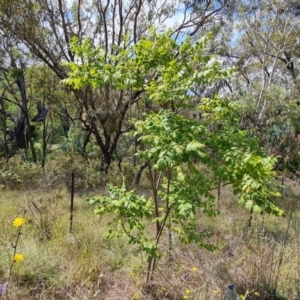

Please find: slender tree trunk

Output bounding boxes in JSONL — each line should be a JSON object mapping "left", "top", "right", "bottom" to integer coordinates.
{"left": 0, "top": 97, "right": 9, "bottom": 160}
{"left": 100, "top": 152, "right": 112, "bottom": 174}
{"left": 14, "top": 74, "right": 36, "bottom": 162}
{"left": 133, "top": 162, "right": 148, "bottom": 186}
{"left": 81, "top": 130, "right": 92, "bottom": 157}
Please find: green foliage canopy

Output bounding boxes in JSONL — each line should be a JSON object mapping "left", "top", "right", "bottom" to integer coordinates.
{"left": 70, "top": 31, "right": 284, "bottom": 283}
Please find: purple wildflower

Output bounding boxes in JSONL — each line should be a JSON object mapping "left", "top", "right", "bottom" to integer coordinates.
{"left": 0, "top": 283, "right": 5, "bottom": 295}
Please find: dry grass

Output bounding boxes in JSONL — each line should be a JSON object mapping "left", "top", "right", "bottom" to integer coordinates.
{"left": 0, "top": 177, "right": 300, "bottom": 300}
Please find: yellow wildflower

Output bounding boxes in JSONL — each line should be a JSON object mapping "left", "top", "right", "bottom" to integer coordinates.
{"left": 213, "top": 290, "right": 220, "bottom": 294}
{"left": 13, "top": 218, "right": 25, "bottom": 227}
{"left": 240, "top": 295, "right": 245, "bottom": 300}
{"left": 191, "top": 267, "right": 197, "bottom": 272}
{"left": 183, "top": 296, "right": 188, "bottom": 299}
{"left": 254, "top": 291, "right": 260, "bottom": 297}
{"left": 185, "top": 289, "right": 190, "bottom": 294}
{"left": 13, "top": 254, "right": 24, "bottom": 262}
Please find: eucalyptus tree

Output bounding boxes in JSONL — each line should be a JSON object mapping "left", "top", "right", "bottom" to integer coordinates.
{"left": 221, "top": 0, "right": 300, "bottom": 169}
{"left": 0, "top": 0, "right": 233, "bottom": 172}
{"left": 227, "top": 0, "right": 299, "bottom": 113}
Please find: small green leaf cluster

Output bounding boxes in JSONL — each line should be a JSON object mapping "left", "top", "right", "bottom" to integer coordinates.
{"left": 134, "top": 111, "right": 207, "bottom": 169}
{"left": 87, "top": 182, "right": 156, "bottom": 257}
{"left": 198, "top": 97, "right": 284, "bottom": 216}
{"left": 9, "top": 68, "right": 23, "bottom": 79}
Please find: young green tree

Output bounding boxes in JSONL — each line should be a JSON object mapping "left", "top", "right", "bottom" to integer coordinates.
{"left": 84, "top": 32, "right": 283, "bottom": 287}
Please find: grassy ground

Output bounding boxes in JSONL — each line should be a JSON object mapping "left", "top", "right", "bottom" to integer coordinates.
{"left": 1, "top": 177, "right": 300, "bottom": 300}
